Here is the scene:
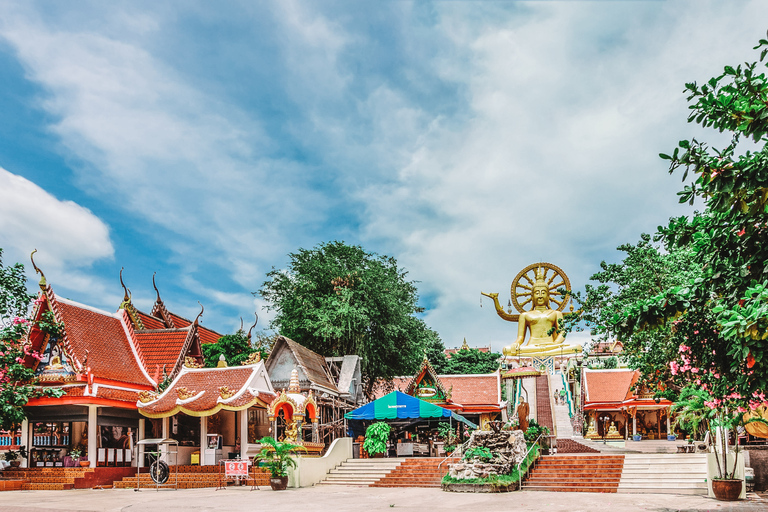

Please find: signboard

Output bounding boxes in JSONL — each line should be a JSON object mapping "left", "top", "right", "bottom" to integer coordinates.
{"left": 223, "top": 459, "right": 249, "bottom": 477}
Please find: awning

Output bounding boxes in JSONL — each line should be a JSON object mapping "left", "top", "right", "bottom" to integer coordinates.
{"left": 345, "top": 391, "right": 477, "bottom": 428}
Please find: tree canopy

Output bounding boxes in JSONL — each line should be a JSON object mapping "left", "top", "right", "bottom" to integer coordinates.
{"left": 610, "top": 37, "right": 768, "bottom": 415}
{"left": 259, "top": 241, "right": 441, "bottom": 395}
{"left": 0, "top": 249, "right": 63, "bottom": 430}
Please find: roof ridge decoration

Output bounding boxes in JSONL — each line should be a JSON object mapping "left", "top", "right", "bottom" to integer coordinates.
{"left": 114, "top": 308, "right": 156, "bottom": 387}
{"left": 241, "top": 352, "right": 261, "bottom": 365}
{"left": 30, "top": 251, "right": 81, "bottom": 373}
{"left": 184, "top": 356, "right": 203, "bottom": 368}
{"left": 404, "top": 354, "right": 452, "bottom": 402}
{"left": 118, "top": 268, "right": 145, "bottom": 330}
{"left": 151, "top": 273, "right": 176, "bottom": 328}
{"left": 247, "top": 312, "right": 258, "bottom": 341}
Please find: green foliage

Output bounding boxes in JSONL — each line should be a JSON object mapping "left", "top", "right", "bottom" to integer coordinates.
{"left": 363, "top": 421, "right": 390, "bottom": 455}
{"left": 437, "top": 422, "right": 458, "bottom": 452}
{"left": 585, "top": 356, "right": 618, "bottom": 370}
{"left": 0, "top": 250, "right": 64, "bottom": 431}
{"left": 259, "top": 241, "right": 440, "bottom": 395}
{"left": 254, "top": 436, "right": 304, "bottom": 477}
{"left": 605, "top": 37, "right": 768, "bottom": 416}
{"left": 202, "top": 330, "right": 260, "bottom": 367}
{"left": 462, "top": 446, "right": 492, "bottom": 462}
{"left": 2, "top": 445, "right": 27, "bottom": 461}
{"left": 671, "top": 386, "right": 713, "bottom": 441}
{"left": 524, "top": 418, "right": 550, "bottom": 444}
{"left": 442, "top": 445, "right": 539, "bottom": 485}
{"left": 443, "top": 348, "right": 502, "bottom": 375}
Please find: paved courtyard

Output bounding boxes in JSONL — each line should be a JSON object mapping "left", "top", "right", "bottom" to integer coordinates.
{"left": 0, "top": 486, "right": 766, "bottom": 512}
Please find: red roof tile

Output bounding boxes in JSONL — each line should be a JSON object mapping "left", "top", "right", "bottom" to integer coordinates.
{"left": 136, "top": 312, "right": 166, "bottom": 330}
{"left": 56, "top": 299, "right": 154, "bottom": 387}
{"left": 197, "top": 325, "right": 220, "bottom": 345}
{"left": 138, "top": 363, "right": 273, "bottom": 417}
{"left": 440, "top": 374, "right": 500, "bottom": 406}
{"left": 584, "top": 369, "right": 639, "bottom": 404}
{"left": 135, "top": 329, "right": 192, "bottom": 380}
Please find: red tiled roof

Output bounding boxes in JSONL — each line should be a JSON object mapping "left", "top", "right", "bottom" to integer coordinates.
{"left": 584, "top": 369, "right": 639, "bottom": 404}
{"left": 197, "top": 325, "right": 220, "bottom": 345}
{"left": 136, "top": 312, "right": 166, "bottom": 330}
{"left": 135, "top": 329, "right": 192, "bottom": 380}
{"left": 169, "top": 313, "right": 191, "bottom": 328}
{"left": 138, "top": 363, "right": 273, "bottom": 417}
{"left": 96, "top": 386, "right": 140, "bottom": 403}
{"left": 56, "top": 299, "right": 154, "bottom": 387}
{"left": 439, "top": 374, "right": 500, "bottom": 406}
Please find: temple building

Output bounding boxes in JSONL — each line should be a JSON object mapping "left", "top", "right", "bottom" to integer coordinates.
{"left": 443, "top": 338, "right": 492, "bottom": 358}
{"left": 375, "top": 356, "right": 504, "bottom": 429}
{"left": 19, "top": 263, "right": 225, "bottom": 469}
{"left": 582, "top": 369, "right": 673, "bottom": 440}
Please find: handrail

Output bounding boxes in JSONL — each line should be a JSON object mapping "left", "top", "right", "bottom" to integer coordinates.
{"left": 560, "top": 372, "right": 574, "bottom": 417}
{"left": 438, "top": 436, "right": 472, "bottom": 469}
{"left": 517, "top": 433, "right": 545, "bottom": 490}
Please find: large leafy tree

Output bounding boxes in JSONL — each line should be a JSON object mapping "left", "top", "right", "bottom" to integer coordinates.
{"left": 259, "top": 241, "right": 440, "bottom": 396}
{"left": 0, "top": 249, "right": 63, "bottom": 430}
{"left": 576, "top": 234, "right": 700, "bottom": 394}
{"left": 613, "top": 37, "right": 768, "bottom": 418}
{"left": 443, "top": 348, "right": 501, "bottom": 375}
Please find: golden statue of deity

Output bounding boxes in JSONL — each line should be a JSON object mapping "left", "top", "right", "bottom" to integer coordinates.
{"left": 482, "top": 262, "right": 582, "bottom": 357}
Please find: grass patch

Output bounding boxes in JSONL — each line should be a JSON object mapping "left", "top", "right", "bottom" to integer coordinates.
{"left": 441, "top": 444, "right": 539, "bottom": 486}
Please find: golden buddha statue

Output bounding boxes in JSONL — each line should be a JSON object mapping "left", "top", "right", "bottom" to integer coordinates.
{"left": 606, "top": 421, "right": 622, "bottom": 439}
{"left": 482, "top": 263, "right": 582, "bottom": 358}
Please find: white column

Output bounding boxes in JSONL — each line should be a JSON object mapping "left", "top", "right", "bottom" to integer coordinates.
{"left": 161, "top": 417, "right": 169, "bottom": 462}
{"left": 87, "top": 405, "right": 98, "bottom": 468}
{"left": 200, "top": 416, "right": 208, "bottom": 465}
{"left": 632, "top": 414, "right": 637, "bottom": 437}
{"left": 240, "top": 410, "right": 249, "bottom": 459}
{"left": 666, "top": 410, "right": 671, "bottom": 436}
{"left": 138, "top": 419, "right": 146, "bottom": 468}
{"left": 20, "top": 419, "right": 29, "bottom": 468}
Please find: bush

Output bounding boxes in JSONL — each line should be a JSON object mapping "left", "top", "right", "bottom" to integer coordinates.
{"left": 363, "top": 422, "right": 390, "bottom": 456}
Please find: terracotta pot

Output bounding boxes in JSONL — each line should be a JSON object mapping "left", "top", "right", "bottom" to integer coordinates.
{"left": 269, "top": 476, "right": 288, "bottom": 491}
{"left": 712, "top": 479, "right": 742, "bottom": 501}
{"left": 9, "top": 461, "right": 20, "bottom": 468}
{"left": 372, "top": 452, "right": 385, "bottom": 458}
{"left": 79, "top": 460, "right": 90, "bottom": 467}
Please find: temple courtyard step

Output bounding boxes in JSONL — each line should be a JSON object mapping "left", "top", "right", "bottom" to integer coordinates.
{"left": 522, "top": 455, "right": 625, "bottom": 493}
{"left": 370, "top": 457, "right": 457, "bottom": 488}
{"left": 1, "top": 467, "right": 96, "bottom": 490}
{"left": 555, "top": 439, "right": 600, "bottom": 454}
{"left": 317, "top": 458, "right": 406, "bottom": 486}
{"left": 113, "top": 468, "right": 270, "bottom": 489}
{"left": 617, "top": 453, "right": 708, "bottom": 495}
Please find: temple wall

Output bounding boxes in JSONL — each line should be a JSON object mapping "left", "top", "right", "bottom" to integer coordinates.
{"left": 289, "top": 436, "right": 352, "bottom": 488}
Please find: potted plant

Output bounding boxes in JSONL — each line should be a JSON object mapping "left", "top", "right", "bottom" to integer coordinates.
{"left": 3, "top": 446, "right": 27, "bottom": 468}
{"left": 363, "top": 422, "right": 390, "bottom": 458}
{"left": 254, "top": 436, "right": 303, "bottom": 490}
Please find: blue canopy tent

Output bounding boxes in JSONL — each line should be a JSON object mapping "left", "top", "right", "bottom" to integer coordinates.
{"left": 345, "top": 391, "right": 477, "bottom": 429}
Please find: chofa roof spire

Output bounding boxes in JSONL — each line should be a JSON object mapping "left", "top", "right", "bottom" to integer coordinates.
{"left": 30, "top": 249, "right": 46, "bottom": 288}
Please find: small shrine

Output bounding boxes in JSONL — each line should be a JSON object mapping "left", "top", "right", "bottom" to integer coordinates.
{"left": 266, "top": 367, "right": 324, "bottom": 454}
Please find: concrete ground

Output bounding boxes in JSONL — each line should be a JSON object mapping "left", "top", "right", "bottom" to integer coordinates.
{"left": 0, "top": 487, "right": 766, "bottom": 512}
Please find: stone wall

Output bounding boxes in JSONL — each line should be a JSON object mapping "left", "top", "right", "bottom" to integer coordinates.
{"left": 448, "top": 429, "right": 527, "bottom": 480}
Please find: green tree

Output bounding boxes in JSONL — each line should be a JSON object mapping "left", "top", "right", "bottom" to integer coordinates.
{"left": 444, "top": 348, "right": 501, "bottom": 375}
{"left": 0, "top": 249, "right": 64, "bottom": 430}
{"left": 611, "top": 36, "right": 768, "bottom": 434}
{"left": 259, "top": 241, "right": 439, "bottom": 395}
{"left": 576, "top": 234, "right": 700, "bottom": 392}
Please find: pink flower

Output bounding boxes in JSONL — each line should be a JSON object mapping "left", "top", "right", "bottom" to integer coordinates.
{"left": 737, "top": 228, "right": 746, "bottom": 237}
{"left": 669, "top": 361, "right": 679, "bottom": 376}
{"left": 691, "top": 367, "right": 699, "bottom": 374}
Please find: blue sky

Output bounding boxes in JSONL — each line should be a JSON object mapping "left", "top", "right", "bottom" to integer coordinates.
{"left": 0, "top": 1, "right": 766, "bottom": 352}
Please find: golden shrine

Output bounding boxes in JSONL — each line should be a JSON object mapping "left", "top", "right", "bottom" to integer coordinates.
{"left": 267, "top": 367, "right": 324, "bottom": 454}
{"left": 482, "top": 262, "right": 582, "bottom": 358}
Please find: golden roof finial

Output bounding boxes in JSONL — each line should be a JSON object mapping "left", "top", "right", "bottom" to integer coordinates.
{"left": 30, "top": 249, "right": 46, "bottom": 288}
{"left": 119, "top": 267, "right": 131, "bottom": 303}
{"left": 460, "top": 337, "right": 469, "bottom": 350}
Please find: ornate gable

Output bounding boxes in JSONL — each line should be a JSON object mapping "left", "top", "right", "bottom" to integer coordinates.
{"left": 404, "top": 356, "right": 451, "bottom": 402}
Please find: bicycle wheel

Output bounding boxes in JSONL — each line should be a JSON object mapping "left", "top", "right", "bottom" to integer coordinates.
{"left": 149, "top": 459, "right": 170, "bottom": 484}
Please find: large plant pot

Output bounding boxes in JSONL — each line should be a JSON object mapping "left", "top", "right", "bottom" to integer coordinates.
{"left": 712, "top": 479, "right": 742, "bottom": 501}
{"left": 9, "top": 461, "right": 20, "bottom": 468}
{"left": 372, "top": 452, "right": 385, "bottom": 458}
{"left": 269, "top": 476, "right": 288, "bottom": 491}
{"left": 632, "top": 435, "right": 642, "bottom": 442}
{"left": 79, "top": 460, "right": 90, "bottom": 467}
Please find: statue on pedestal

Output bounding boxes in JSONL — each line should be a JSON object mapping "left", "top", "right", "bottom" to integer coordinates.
{"left": 482, "top": 263, "right": 582, "bottom": 357}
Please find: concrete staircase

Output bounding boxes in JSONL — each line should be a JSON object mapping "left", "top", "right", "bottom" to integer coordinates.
{"left": 535, "top": 375, "right": 555, "bottom": 436}
{"left": 0, "top": 467, "right": 94, "bottom": 490}
{"left": 523, "top": 454, "right": 625, "bottom": 493}
{"left": 370, "top": 457, "right": 456, "bottom": 488}
{"left": 617, "top": 453, "right": 708, "bottom": 495}
{"left": 317, "top": 458, "right": 405, "bottom": 486}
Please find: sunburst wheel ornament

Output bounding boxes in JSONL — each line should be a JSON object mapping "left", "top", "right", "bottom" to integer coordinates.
{"left": 510, "top": 262, "right": 571, "bottom": 313}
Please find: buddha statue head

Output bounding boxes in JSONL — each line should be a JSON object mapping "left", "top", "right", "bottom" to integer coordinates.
{"left": 532, "top": 267, "right": 550, "bottom": 309}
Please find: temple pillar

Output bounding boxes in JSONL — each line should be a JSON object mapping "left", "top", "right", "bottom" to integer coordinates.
{"left": 161, "top": 417, "right": 169, "bottom": 462}
{"left": 240, "top": 410, "right": 249, "bottom": 459}
{"left": 632, "top": 413, "right": 637, "bottom": 437}
{"left": 657, "top": 410, "right": 661, "bottom": 439}
{"left": 312, "top": 420, "right": 319, "bottom": 443}
{"left": 200, "top": 415, "right": 208, "bottom": 465}
{"left": 20, "top": 419, "right": 29, "bottom": 468}
{"left": 666, "top": 410, "right": 671, "bottom": 436}
{"left": 87, "top": 405, "right": 98, "bottom": 468}
{"left": 138, "top": 419, "right": 145, "bottom": 468}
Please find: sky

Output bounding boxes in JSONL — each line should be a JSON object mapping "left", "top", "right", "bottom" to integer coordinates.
{"left": 0, "top": 1, "right": 766, "bottom": 353}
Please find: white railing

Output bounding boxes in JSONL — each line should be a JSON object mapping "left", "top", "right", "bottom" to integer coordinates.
{"left": 517, "top": 433, "right": 546, "bottom": 490}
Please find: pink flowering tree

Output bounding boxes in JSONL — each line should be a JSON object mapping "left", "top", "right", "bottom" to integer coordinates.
{"left": 0, "top": 249, "right": 64, "bottom": 431}
{"left": 612, "top": 37, "right": 768, "bottom": 480}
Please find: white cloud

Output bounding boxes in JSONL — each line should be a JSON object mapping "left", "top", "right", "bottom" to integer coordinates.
{"left": 0, "top": 166, "right": 115, "bottom": 297}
